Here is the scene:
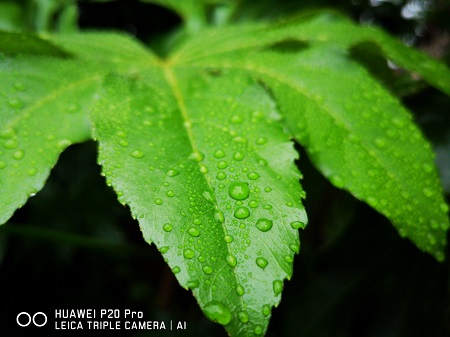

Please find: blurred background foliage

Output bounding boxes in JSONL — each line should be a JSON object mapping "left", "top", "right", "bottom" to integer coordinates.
{"left": 0, "top": 0, "right": 449, "bottom": 336}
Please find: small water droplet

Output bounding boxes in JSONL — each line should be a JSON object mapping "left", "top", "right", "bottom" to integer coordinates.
{"left": 273, "top": 280, "right": 283, "bottom": 296}
{"left": 131, "top": 150, "right": 144, "bottom": 158}
{"left": 284, "top": 255, "right": 294, "bottom": 263}
{"left": 257, "top": 159, "right": 267, "bottom": 166}
{"left": 187, "top": 279, "right": 199, "bottom": 289}
{"left": 8, "top": 98, "right": 24, "bottom": 109}
{"left": 262, "top": 304, "right": 271, "bottom": 317}
{"left": 236, "top": 284, "right": 245, "bottom": 296}
{"left": 214, "top": 149, "right": 226, "bottom": 158}
{"left": 440, "top": 203, "right": 449, "bottom": 213}
{"left": 0, "top": 128, "right": 14, "bottom": 139}
{"left": 166, "top": 190, "right": 175, "bottom": 197}
{"left": 0, "top": 161, "right": 6, "bottom": 169}
{"left": 28, "top": 168, "right": 37, "bottom": 176}
{"left": 248, "top": 200, "right": 259, "bottom": 208}
{"left": 230, "top": 115, "right": 243, "bottom": 124}
{"left": 216, "top": 172, "right": 227, "bottom": 180}
{"left": 202, "top": 265, "right": 213, "bottom": 275}
{"left": 234, "top": 206, "right": 250, "bottom": 219}
{"left": 422, "top": 188, "right": 433, "bottom": 198}
{"left": 224, "top": 235, "right": 233, "bottom": 243}
{"left": 13, "top": 149, "right": 24, "bottom": 160}
{"left": 217, "top": 160, "right": 228, "bottom": 169}
{"left": 119, "top": 139, "right": 128, "bottom": 147}
{"left": 290, "top": 221, "right": 305, "bottom": 229}
{"left": 427, "top": 233, "right": 436, "bottom": 245}
{"left": 160, "top": 246, "right": 169, "bottom": 253}
{"left": 289, "top": 243, "right": 300, "bottom": 253}
{"left": 13, "top": 82, "right": 26, "bottom": 91}
{"left": 200, "top": 164, "right": 208, "bottom": 173}
{"left": 256, "top": 257, "right": 268, "bottom": 269}
{"left": 190, "top": 151, "right": 204, "bottom": 162}
{"left": 172, "top": 266, "right": 181, "bottom": 274}
{"left": 375, "top": 137, "right": 387, "bottom": 148}
{"left": 229, "top": 182, "right": 249, "bottom": 200}
{"left": 167, "top": 169, "right": 179, "bottom": 177}
{"left": 163, "top": 223, "right": 172, "bottom": 232}
{"left": 203, "top": 301, "right": 232, "bottom": 326}
{"left": 225, "top": 254, "right": 237, "bottom": 268}
{"left": 4, "top": 139, "right": 18, "bottom": 149}
{"left": 247, "top": 171, "right": 259, "bottom": 180}
{"left": 264, "top": 187, "right": 272, "bottom": 193}
{"left": 254, "top": 326, "right": 263, "bottom": 335}
{"left": 214, "top": 210, "right": 225, "bottom": 223}
{"left": 256, "top": 137, "right": 267, "bottom": 145}
{"left": 256, "top": 218, "right": 273, "bottom": 232}
{"left": 233, "top": 152, "right": 244, "bottom": 161}
{"left": 155, "top": 198, "right": 163, "bottom": 205}
{"left": 329, "top": 174, "right": 344, "bottom": 188}
{"left": 238, "top": 311, "right": 249, "bottom": 323}
{"left": 183, "top": 248, "right": 195, "bottom": 259}
{"left": 188, "top": 227, "right": 200, "bottom": 237}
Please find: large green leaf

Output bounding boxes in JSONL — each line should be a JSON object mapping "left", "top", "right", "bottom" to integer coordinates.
{"left": 91, "top": 68, "right": 307, "bottom": 336}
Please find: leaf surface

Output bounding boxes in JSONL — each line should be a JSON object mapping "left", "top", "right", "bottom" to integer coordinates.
{"left": 91, "top": 68, "right": 307, "bottom": 336}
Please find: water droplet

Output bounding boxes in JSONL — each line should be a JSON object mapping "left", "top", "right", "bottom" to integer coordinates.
{"left": 119, "top": 139, "right": 128, "bottom": 147}
{"left": 202, "top": 265, "right": 213, "bottom": 275}
{"left": 440, "top": 203, "right": 449, "bottom": 213}
{"left": 257, "top": 159, "right": 267, "bottom": 166}
{"left": 131, "top": 150, "right": 144, "bottom": 158}
{"left": 4, "top": 139, "right": 18, "bottom": 149}
{"left": 163, "top": 223, "right": 173, "bottom": 232}
{"left": 248, "top": 200, "right": 259, "bottom": 208}
{"left": 8, "top": 98, "right": 24, "bottom": 109}
{"left": 217, "top": 160, "right": 228, "bottom": 169}
{"left": 28, "top": 168, "right": 37, "bottom": 176}
{"left": 216, "top": 172, "right": 227, "bottom": 180}
{"left": 58, "top": 139, "right": 71, "bottom": 149}
{"left": 264, "top": 187, "right": 272, "bottom": 193}
{"left": 256, "top": 137, "right": 267, "bottom": 145}
{"left": 422, "top": 163, "right": 433, "bottom": 173}
{"left": 262, "top": 304, "right": 271, "bottom": 316}
{"left": 254, "top": 326, "right": 263, "bottom": 335}
{"left": 289, "top": 243, "right": 300, "bottom": 253}
{"left": 214, "top": 149, "right": 226, "bottom": 158}
{"left": 67, "top": 103, "right": 80, "bottom": 113}
{"left": 167, "top": 169, "right": 179, "bottom": 177}
{"left": 0, "top": 128, "right": 14, "bottom": 139}
{"left": 427, "top": 233, "right": 436, "bottom": 245}
{"left": 183, "top": 248, "right": 195, "bottom": 259}
{"left": 256, "top": 257, "right": 268, "bottom": 269}
{"left": 200, "top": 164, "right": 208, "bottom": 173}
{"left": 166, "top": 190, "right": 175, "bottom": 197}
{"left": 190, "top": 151, "right": 204, "bottom": 162}
{"left": 13, "top": 149, "right": 24, "bottom": 160}
{"left": 203, "top": 301, "right": 232, "bottom": 325}
{"left": 329, "top": 174, "right": 344, "bottom": 188}
{"left": 290, "top": 221, "right": 305, "bottom": 229}
{"left": 284, "top": 255, "right": 294, "bottom": 263}
{"left": 13, "top": 82, "right": 26, "bottom": 91}
{"left": 172, "top": 266, "right": 181, "bottom": 274}
{"left": 214, "top": 210, "right": 225, "bottom": 223}
{"left": 224, "top": 235, "right": 233, "bottom": 243}
{"left": 188, "top": 227, "right": 200, "bottom": 237}
{"left": 160, "top": 246, "right": 169, "bottom": 253}
{"left": 229, "top": 182, "right": 249, "bottom": 200}
{"left": 273, "top": 280, "right": 283, "bottom": 296}
{"left": 234, "top": 206, "right": 250, "bottom": 219}
{"left": 247, "top": 171, "right": 259, "bottom": 180}
{"left": 0, "top": 161, "right": 6, "bottom": 169}
{"left": 226, "top": 254, "right": 237, "bottom": 267}
{"left": 230, "top": 115, "right": 243, "bottom": 124}
{"left": 155, "top": 198, "right": 163, "bottom": 205}
{"left": 233, "top": 152, "right": 244, "bottom": 161}
{"left": 238, "top": 311, "right": 249, "bottom": 323}
{"left": 256, "top": 218, "right": 273, "bottom": 232}
{"left": 375, "top": 137, "right": 387, "bottom": 148}
{"left": 236, "top": 284, "right": 245, "bottom": 296}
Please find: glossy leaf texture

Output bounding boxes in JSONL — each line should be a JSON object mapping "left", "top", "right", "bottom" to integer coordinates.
{"left": 91, "top": 68, "right": 307, "bottom": 336}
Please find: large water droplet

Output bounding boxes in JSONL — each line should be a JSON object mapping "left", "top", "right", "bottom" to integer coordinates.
{"left": 256, "top": 257, "right": 268, "bottom": 269}
{"left": 273, "top": 280, "right": 283, "bottom": 296}
{"left": 234, "top": 206, "right": 250, "bottom": 219}
{"left": 256, "top": 218, "right": 273, "bottom": 232}
{"left": 203, "top": 301, "right": 232, "bottom": 326}
{"left": 229, "top": 182, "right": 249, "bottom": 200}
{"left": 183, "top": 248, "right": 195, "bottom": 259}
{"left": 226, "top": 254, "right": 237, "bottom": 268}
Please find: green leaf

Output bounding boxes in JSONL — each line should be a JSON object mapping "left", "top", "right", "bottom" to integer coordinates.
{"left": 91, "top": 69, "right": 307, "bottom": 336}
{"left": 0, "top": 56, "right": 99, "bottom": 224}
{"left": 0, "top": 31, "right": 71, "bottom": 57}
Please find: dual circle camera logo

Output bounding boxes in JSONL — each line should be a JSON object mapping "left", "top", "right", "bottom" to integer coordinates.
{"left": 16, "top": 312, "right": 47, "bottom": 327}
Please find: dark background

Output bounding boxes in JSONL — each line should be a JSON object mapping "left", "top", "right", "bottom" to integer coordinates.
{"left": 0, "top": 0, "right": 449, "bottom": 336}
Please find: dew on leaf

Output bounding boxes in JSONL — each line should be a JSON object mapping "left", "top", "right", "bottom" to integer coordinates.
{"left": 4, "top": 139, "right": 18, "bottom": 149}
{"left": 28, "top": 168, "right": 37, "bottom": 176}
{"left": 190, "top": 151, "right": 204, "bottom": 162}
{"left": 422, "top": 188, "right": 433, "bottom": 198}
{"left": 13, "top": 149, "right": 24, "bottom": 160}
{"left": 248, "top": 200, "right": 259, "bottom": 208}
{"left": 187, "top": 279, "right": 199, "bottom": 289}
{"left": 256, "top": 137, "right": 267, "bottom": 145}
{"left": 254, "top": 326, "right": 263, "bottom": 335}
{"left": 262, "top": 304, "right": 271, "bottom": 317}
{"left": 155, "top": 198, "right": 163, "bottom": 205}
{"left": 440, "top": 203, "right": 449, "bottom": 213}
{"left": 217, "top": 172, "right": 227, "bottom": 180}
{"left": 0, "top": 128, "right": 14, "bottom": 139}
{"left": 226, "top": 254, "right": 237, "bottom": 267}
{"left": 224, "top": 235, "right": 233, "bottom": 243}
{"left": 290, "top": 221, "right": 305, "bottom": 229}
{"left": 166, "top": 190, "right": 175, "bottom": 197}
{"left": 214, "top": 149, "right": 226, "bottom": 158}
{"left": 230, "top": 115, "right": 243, "bottom": 124}
{"left": 264, "top": 187, "right": 272, "bottom": 192}
{"left": 200, "top": 164, "right": 209, "bottom": 173}
{"left": 256, "top": 218, "right": 273, "bottom": 232}
{"left": 131, "top": 150, "right": 144, "bottom": 158}
{"left": 236, "top": 284, "right": 245, "bottom": 296}
{"left": 8, "top": 98, "right": 24, "bottom": 109}
{"left": 217, "top": 160, "right": 228, "bottom": 169}
{"left": 238, "top": 311, "right": 249, "bottom": 323}
{"left": 167, "top": 169, "right": 179, "bottom": 177}
{"left": 172, "top": 266, "right": 181, "bottom": 274}
{"left": 160, "top": 246, "right": 169, "bottom": 253}
{"left": 0, "top": 161, "right": 6, "bottom": 169}
{"left": 234, "top": 206, "right": 250, "bottom": 219}
{"left": 183, "top": 248, "right": 195, "bottom": 259}
{"left": 273, "top": 280, "right": 283, "bottom": 296}
{"left": 289, "top": 244, "right": 300, "bottom": 253}
{"left": 163, "top": 223, "right": 173, "bottom": 232}
{"left": 284, "top": 255, "right": 294, "bottom": 263}
{"left": 188, "top": 227, "right": 200, "bottom": 237}
{"left": 233, "top": 152, "right": 245, "bottom": 161}
{"left": 256, "top": 257, "right": 268, "bottom": 269}
{"left": 203, "top": 301, "right": 232, "bottom": 326}
{"left": 229, "top": 182, "right": 249, "bottom": 200}
{"left": 202, "top": 265, "right": 213, "bottom": 275}
{"left": 119, "top": 139, "right": 128, "bottom": 147}
{"left": 247, "top": 172, "right": 259, "bottom": 180}
{"left": 257, "top": 159, "right": 267, "bottom": 166}
{"left": 214, "top": 210, "right": 225, "bottom": 223}
{"left": 329, "top": 174, "right": 344, "bottom": 188}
